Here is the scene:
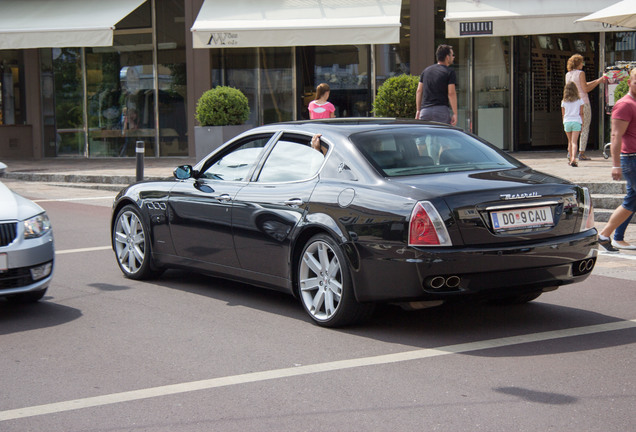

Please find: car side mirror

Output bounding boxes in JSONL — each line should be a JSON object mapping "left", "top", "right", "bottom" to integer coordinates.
{"left": 174, "top": 165, "right": 194, "bottom": 180}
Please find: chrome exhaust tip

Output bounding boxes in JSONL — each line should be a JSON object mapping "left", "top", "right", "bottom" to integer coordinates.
{"left": 430, "top": 276, "right": 446, "bottom": 290}
{"left": 446, "top": 275, "right": 461, "bottom": 289}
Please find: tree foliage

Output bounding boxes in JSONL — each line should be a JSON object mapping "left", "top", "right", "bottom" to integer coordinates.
{"left": 195, "top": 86, "right": 250, "bottom": 126}
{"left": 373, "top": 75, "right": 419, "bottom": 118}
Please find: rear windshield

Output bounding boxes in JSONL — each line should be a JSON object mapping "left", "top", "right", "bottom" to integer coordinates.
{"left": 349, "top": 127, "right": 520, "bottom": 177}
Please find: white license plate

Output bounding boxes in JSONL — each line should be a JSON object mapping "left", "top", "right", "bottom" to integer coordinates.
{"left": 0, "top": 253, "right": 6, "bottom": 271}
{"left": 490, "top": 206, "right": 553, "bottom": 231}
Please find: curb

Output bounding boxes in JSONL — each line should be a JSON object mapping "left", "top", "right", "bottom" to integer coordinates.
{"left": 3, "top": 172, "right": 167, "bottom": 184}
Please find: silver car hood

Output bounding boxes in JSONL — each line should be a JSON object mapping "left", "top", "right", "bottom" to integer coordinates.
{"left": 0, "top": 181, "right": 44, "bottom": 221}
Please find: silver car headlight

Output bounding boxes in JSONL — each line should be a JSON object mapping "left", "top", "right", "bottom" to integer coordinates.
{"left": 24, "top": 213, "right": 52, "bottom": 239}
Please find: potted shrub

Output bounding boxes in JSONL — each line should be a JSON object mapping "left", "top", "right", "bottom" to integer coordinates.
{"left": 372, "top": 74, "right": 419, "bottom": 118}
{"left": 194, "top": 86, "right": 251, "bottom": 160}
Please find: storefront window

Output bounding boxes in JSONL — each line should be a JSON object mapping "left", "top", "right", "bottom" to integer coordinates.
{"left": 375, "top": 0, "right": 411, "bottom": 87}
{"left": 50, "top": 48, "right": 85, "bottom": 156}
{"left": 0, "top": 50, "right": 25, "bottom": 126}
{"left": 298, "top": 45, "right": 371, "bottom": 119}
{"left": 157, "top": 0, "right": 187, "bottom": 156}
{"left": 603, "top": 32, "right": 636, "bottom": 142}
{"left": 211, "top": 48, "right": 258, "bottom": 125}
{"left": 37, "top": 0, "right": 186, "bottom": 158}
{"left": 453, "top": 38, "right": 472, "bottom": 134}
{"left": 474, "top": 37, "right": 511, "bottom": 150}
{"left": 516, "top": 33, "right": 599, "bottom": 150}
{"left": 86, "top": 32, "right": 155, "bottom": 157}
{"left": 260, "top": 47, "right": 293, "bottom": 123}
{"left": 435, "top": 0, "right": 472, "bottom": 134}
{"left": 211, "top": 47, "right": 293, "bottom": 125}
{"left": 606, "top": 31, "right": 636, "bottom": 65}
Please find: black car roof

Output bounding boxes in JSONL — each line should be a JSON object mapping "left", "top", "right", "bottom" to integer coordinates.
{"left": 261, "top": 117, "right": 457, "bottom": 136}
{"left": 274, "top": 117, "right": 449, "bottom": 127}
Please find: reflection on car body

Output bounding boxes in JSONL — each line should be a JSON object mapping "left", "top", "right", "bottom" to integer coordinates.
{"left": 111, "top": 119, "right": 597, "bottom": 327}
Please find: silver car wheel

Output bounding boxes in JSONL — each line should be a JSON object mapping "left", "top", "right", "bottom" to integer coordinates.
{"left": 114, "top": 209, "right": 146, "bottom": 275}
{"left": 299, "top": 240, "right": 343, "bottom": 321}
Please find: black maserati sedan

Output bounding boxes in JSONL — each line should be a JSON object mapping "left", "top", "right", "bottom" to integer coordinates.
{"left": 111, "top": 119, "right": 597, "bottom": 327}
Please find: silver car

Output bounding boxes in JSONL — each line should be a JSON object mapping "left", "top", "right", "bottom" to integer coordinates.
{"left": 0, "top": 180, "right": 54, "bottom": 303}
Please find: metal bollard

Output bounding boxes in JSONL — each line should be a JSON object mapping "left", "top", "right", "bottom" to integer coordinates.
{"left": 136, "top": 140, "right": 144, "bottom": 182}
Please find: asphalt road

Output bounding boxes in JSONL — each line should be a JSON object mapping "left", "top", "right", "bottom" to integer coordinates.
{"left": 1, "top": 181, "right": 635, "bottom": 432}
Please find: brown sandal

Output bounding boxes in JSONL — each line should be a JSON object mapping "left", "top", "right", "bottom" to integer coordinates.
{"left": 570, "top": 161, "right": 578, "bottom": 167}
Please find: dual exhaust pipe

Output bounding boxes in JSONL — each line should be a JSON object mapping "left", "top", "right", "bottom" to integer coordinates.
{"left": 429, "top": 275, "right": 461, "bottom": 290}
{"left": 577, "top": 258, "right": 595, "bottom": 273}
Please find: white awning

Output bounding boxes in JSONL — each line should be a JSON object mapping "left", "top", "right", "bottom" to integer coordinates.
{"left": 577, "top": 0, "right": 636, "bottom": 29}
{"left": 445, "top": 0, "right": 630, "bottom": 38}
{"left": 191, "top": 0, "right": 402, "bottom": 49}
{"left": 0, "top": 0, "right": 146, "bottom": 49}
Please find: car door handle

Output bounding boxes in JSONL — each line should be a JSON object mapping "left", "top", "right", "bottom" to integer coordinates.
{"left": 284, "top": 198, "right": 304, "bottom": 207}
{"left": 217, "top": 194, "right": 232, "bottom": 202}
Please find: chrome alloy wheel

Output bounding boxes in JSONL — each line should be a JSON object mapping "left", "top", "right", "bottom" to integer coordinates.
{"left": 114, "top": 209, "right": 147, "bottom": 275}
{"left": 299, "top": 240, "right": 343, "bottom": 321}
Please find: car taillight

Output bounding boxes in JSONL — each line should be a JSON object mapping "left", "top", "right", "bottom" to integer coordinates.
{"left": 580, "top": 187, "right": 595, "bottom": 232}
{"left": 408, "top": 201, "right": 452, "bottom": 247}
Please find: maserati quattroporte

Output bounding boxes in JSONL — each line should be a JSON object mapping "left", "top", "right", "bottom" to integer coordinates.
{"left": 111, "top": 119, "right": 597, "bottom": 326}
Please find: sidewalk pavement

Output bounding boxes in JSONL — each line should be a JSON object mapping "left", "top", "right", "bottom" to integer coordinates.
{"left": 0, "top": 150, "right": 618, "bottom": 187}
{"left": 0, "top": 156, "right": 197, "bottom": 189}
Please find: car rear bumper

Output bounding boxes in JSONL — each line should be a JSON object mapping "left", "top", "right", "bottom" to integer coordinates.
{"left": 351, "top": 229, "right": 598, "bottom": 302}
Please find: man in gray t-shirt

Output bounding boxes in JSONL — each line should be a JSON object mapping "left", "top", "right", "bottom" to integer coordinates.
{"left": 415, "top": 44, "right": 458, "bottom": 126}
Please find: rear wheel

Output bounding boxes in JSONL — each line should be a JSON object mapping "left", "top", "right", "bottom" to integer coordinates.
{"left": 298, "top": 234, "right": 374, "bottom": 327}
{"left": 113, "top": 205, "right": 162, "bottom": 280}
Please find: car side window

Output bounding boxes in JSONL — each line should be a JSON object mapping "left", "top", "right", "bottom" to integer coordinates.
{"left": 201, "top": 135, "right": 272, "bottom": 181}
{"left": 257, "top": 135, "right": 325, "bottom": 183}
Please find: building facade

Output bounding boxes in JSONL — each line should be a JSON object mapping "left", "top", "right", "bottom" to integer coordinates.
{"left": 0, "top": 0, "right": 634, "bottom": 160}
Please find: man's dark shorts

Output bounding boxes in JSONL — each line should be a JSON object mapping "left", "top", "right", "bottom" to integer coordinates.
{"left": 419, "top": 105, "right": 451, "bottom": 124}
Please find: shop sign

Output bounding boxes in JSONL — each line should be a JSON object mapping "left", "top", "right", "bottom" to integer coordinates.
{"left": 206, "top": 32, "right": 240, "bottom": 46}
{"left": 460, "top": 21, "right": 493, "bottom": 36}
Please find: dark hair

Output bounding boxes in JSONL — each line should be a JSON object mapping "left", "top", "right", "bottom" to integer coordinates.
{"left": 436, "top": 44, "right": 453, "bottom": 62}
{"left": 316, "top": 83, "right": 330, "bottom": 100}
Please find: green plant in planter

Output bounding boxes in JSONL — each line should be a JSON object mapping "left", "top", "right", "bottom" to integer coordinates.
{"left": 195, "top": 86, "right": 250, "bottom": 126}
{"left": 614, "top": 78, "right": 629, "bottom": 103}
{"left": 373, "top": 74, "right": 419, "bottom": 118}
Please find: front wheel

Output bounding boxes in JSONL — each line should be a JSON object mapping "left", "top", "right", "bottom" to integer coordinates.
{"left": 113, "top": 205, "right": 162, "bottom": 280}
{"left": 298, "top": 234, "right": 374, "bottom": 327}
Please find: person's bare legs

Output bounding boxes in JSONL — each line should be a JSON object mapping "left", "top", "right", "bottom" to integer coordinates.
{"left": 569, "top": 131, "right": 579, "bottom": 166}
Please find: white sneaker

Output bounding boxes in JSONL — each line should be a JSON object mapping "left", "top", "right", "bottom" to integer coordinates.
{"left": 611, "top": 239, "right": 636, "bottom": 250}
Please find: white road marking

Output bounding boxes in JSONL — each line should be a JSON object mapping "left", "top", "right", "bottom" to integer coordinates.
{"left": 33, "top": 196, "right": 115, "bottom": 203}
{"left": 56, "top": 246, "right": 111, "bottom": 255}
{"left": 1, "top": 319, "right": 634, "bottom": 422}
